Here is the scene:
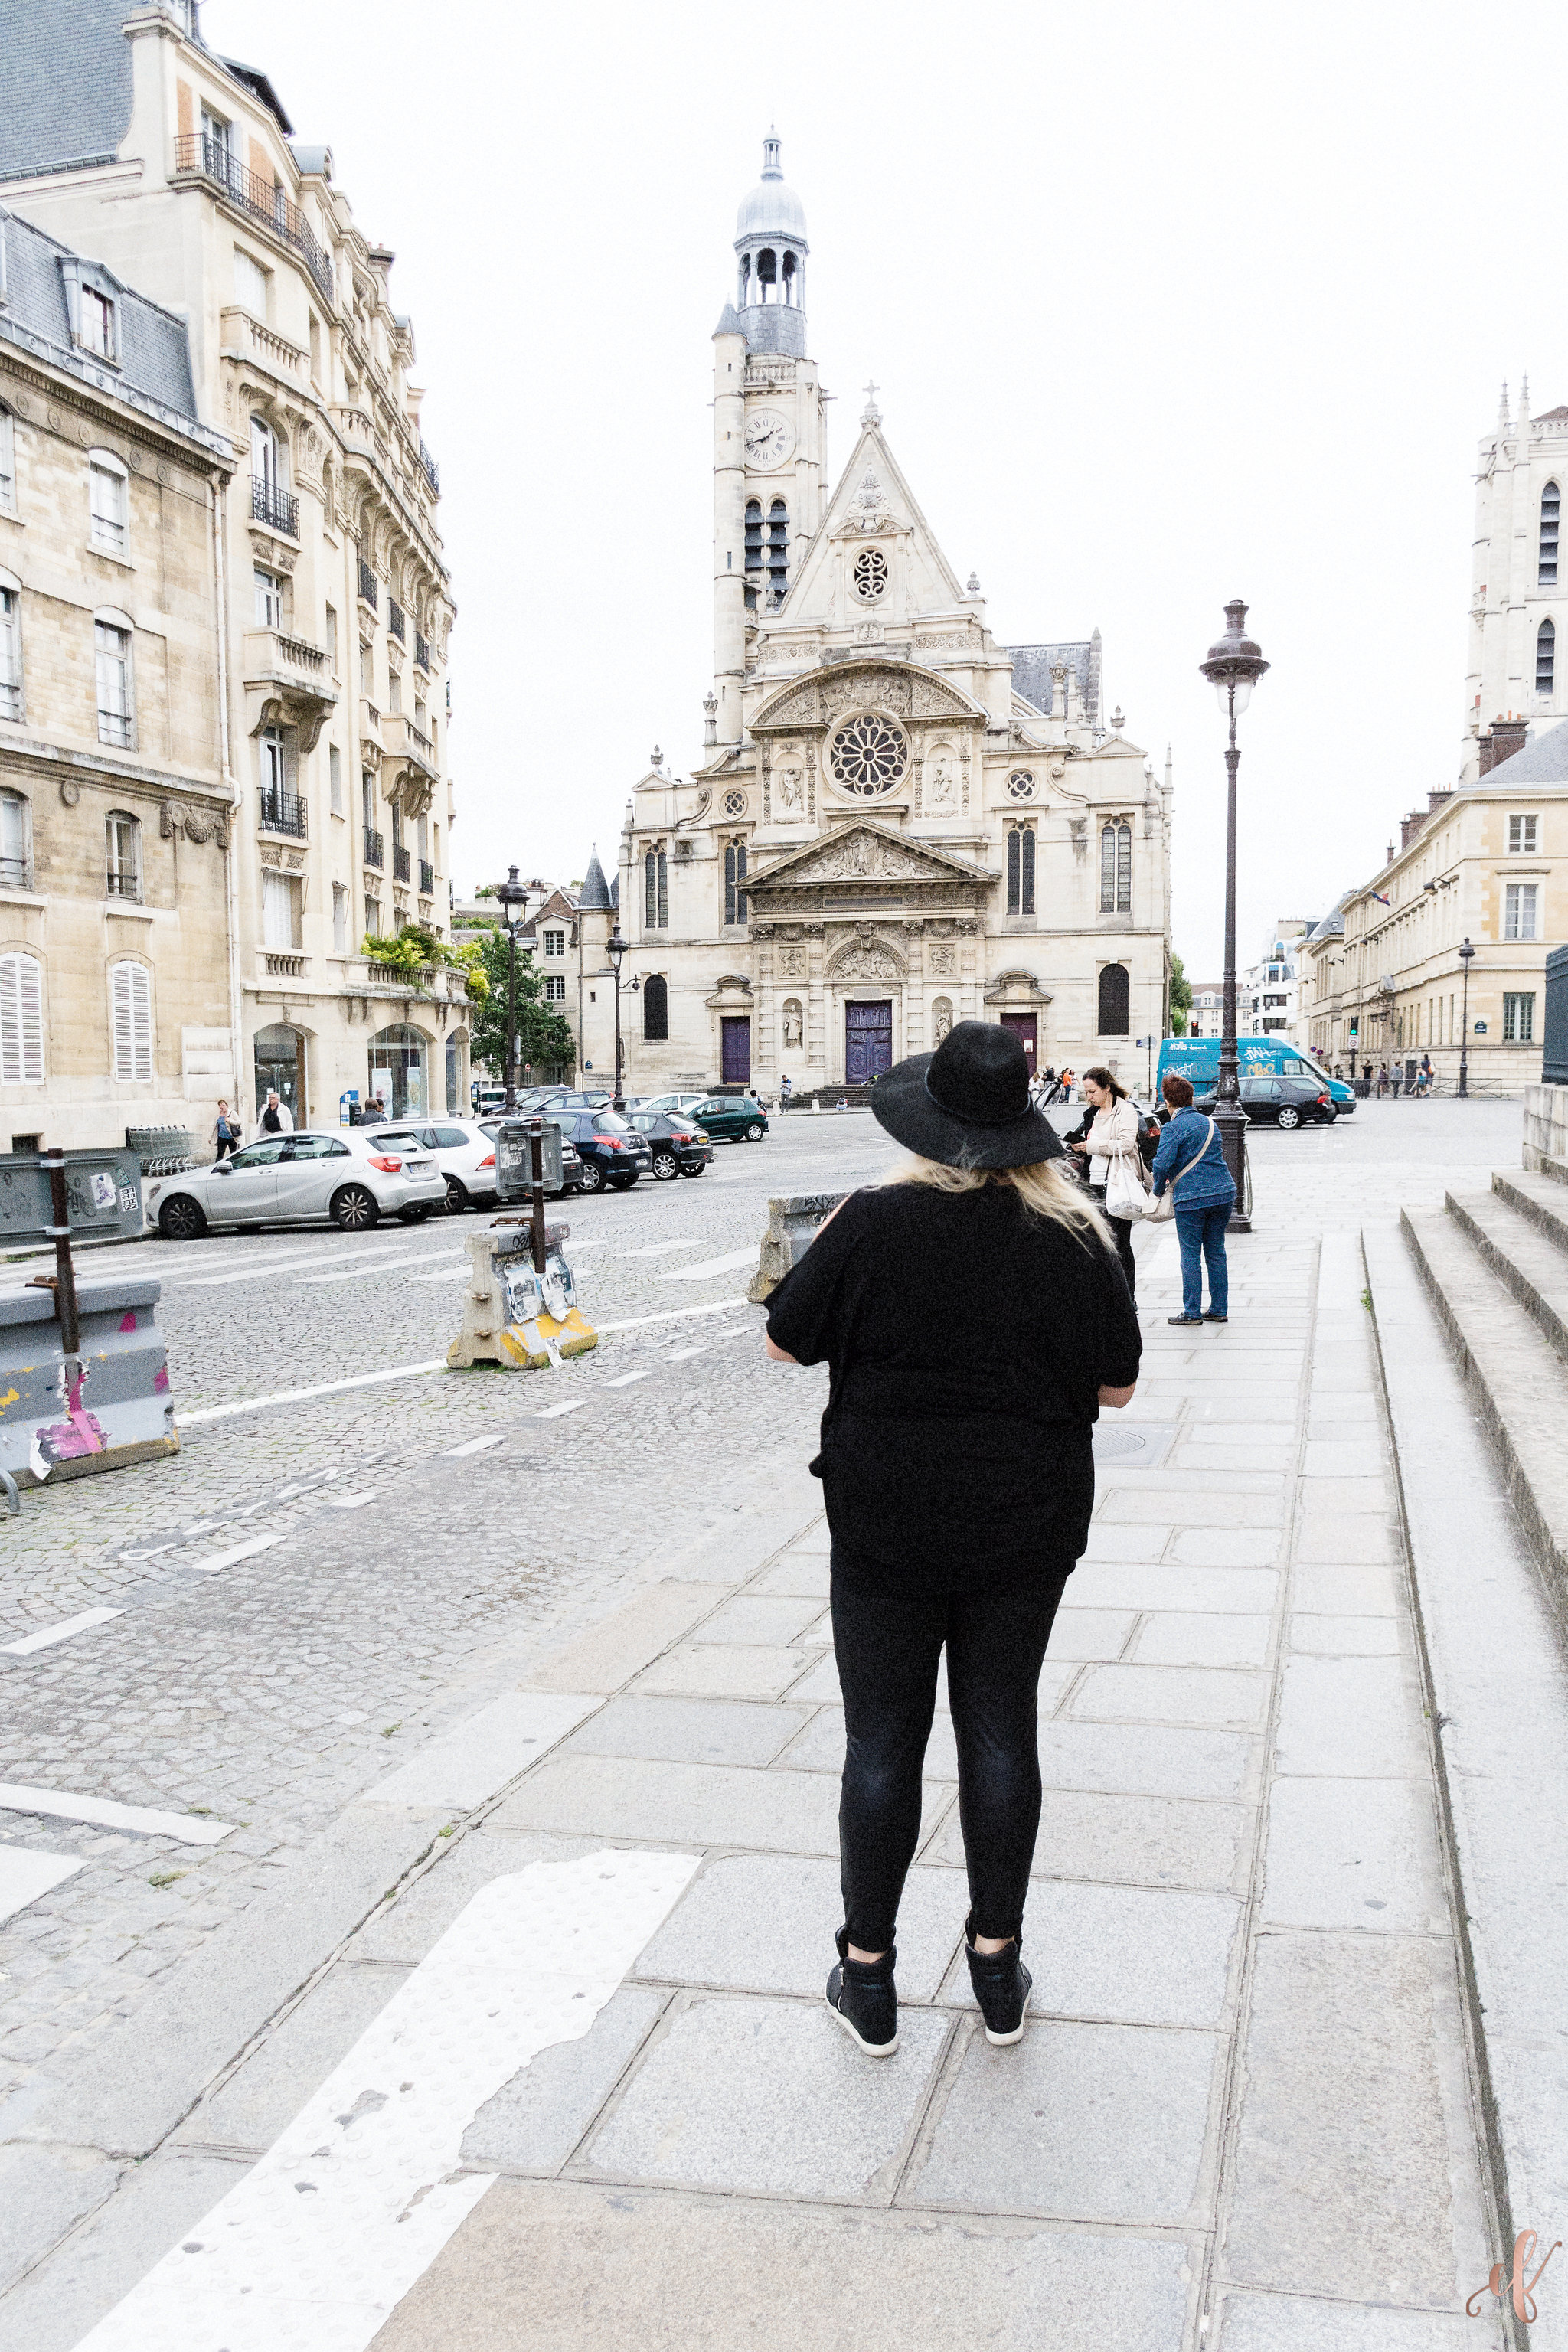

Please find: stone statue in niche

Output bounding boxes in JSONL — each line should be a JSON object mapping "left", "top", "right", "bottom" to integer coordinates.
{"left": 932, "top": 997, "right": 954, "bottom": 1041}
{"left": 776, "top": 760, "right": 805, "bottom": 815}
{"left": 926, "top": 747, "right": 956, "bottom": 808}
{"left": 782, "top": 999, "right": 804, "bottom": 1049}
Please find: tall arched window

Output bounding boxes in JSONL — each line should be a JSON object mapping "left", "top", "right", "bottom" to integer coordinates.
{"left": 0, "top": 951, "right": 44, "bottom": 1084}
{"left": 105, "top": 808, "right": 141, "bottom": 899}
{"left": 1006, "top": 825, "right": 1035, "bottom": 916}
{"left": 724, "top": 838, "right": 748, "bottom": 927}
{"left": 642, "top": 972, "right": 668, "bottom": 1040}
{"left": 644, "top": 844, "right": 667, "bottom": 929}
{"left": 96, "top": 615, "right": 134, "bottom": 749}
{"left": 109, "top": 959, "right": 152, "bottom": 1082}
{"left": 1098, "top": 962, "right": 1131, "bottom": 1036}
{"left": 0, "top": 792, "right": 28, "bottom": 890}
{"left": 1100, "top": 822, "right": 1132, "bottom": 913}
{"left": 1538, "top": 618, "right": 1556, "bottom": 696}
{"left": 767, "top": 498, "right": 789, "bottom": 604}
{"left": 1541, "top": 482, "right": 1560, "bottom": 586}
{"left": 756, "top": 247, "right": 777, "bottom": 302}
{"left": 744, "top": 500, "right": 762, "bottom": 610}
{"left": 88, "top": 449, "right": 128, "bottom": 554}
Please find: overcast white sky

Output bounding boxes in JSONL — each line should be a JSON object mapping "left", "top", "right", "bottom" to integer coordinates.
{"left": 204, "top": 0, "right": 1566, "bottom": 975}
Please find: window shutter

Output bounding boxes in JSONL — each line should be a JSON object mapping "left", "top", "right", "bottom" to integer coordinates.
{"left": 0, "top": 953, "right": 43, "bottom": 1085}
{"left": 111, "top": 961, "right": 150, "bottom": 1081}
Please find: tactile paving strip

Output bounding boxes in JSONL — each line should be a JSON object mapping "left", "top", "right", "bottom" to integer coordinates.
{"left": 74, "top": 1846, "right": 701, "bottom": 2352}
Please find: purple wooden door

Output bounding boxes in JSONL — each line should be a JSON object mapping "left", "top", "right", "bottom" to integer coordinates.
{"left": 1000, "top": 1013, "right": 1037, "bottom": 1070}
{"left": 720, "top": 1016, "right": 751, "bottom": 1083}
{"left": 845, "top": 1000, "right": 893, "bottom": 1084}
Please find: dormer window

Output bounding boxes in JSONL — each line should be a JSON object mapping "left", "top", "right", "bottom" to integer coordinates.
{"left": 80, "top": 287, "right": 114, "bottom": 358}
{"left": 60, "top": 258, "right": 121, "bottom": 364}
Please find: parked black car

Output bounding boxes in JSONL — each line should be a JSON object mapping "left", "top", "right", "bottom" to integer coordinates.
{"left": 626, "top": 1111, "right": 714, "bottom": 1180}
{"left": 553, "top": 1109, "right": 652, "bottom": 1191}
{"left": 1194, "top": 1074, "right": 1336, "bottom": 1130}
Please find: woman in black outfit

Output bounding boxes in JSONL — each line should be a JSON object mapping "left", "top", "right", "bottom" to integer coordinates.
{"left": 765, "top": 1022, "right": 1142, "bottom": 2056}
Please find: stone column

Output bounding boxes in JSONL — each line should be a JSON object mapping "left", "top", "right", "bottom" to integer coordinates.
{"left": 957, "top": 916, "right": 981, "bottom": 1022}
{"left": 753, "top": 923, "right": 775, "bottom": 1085}
{"left": 903, "top": 920, "right": 926, "bottom": 1054}
{"left": 805, "top": 923, "right": 827, "bottom": 1083}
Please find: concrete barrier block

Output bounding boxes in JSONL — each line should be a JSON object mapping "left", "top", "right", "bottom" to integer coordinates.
{"left": 747, "top": 1192, "right": 849, "bottom": 1305}
{"left": 0, "top": 1278, "right": 177, "bottom": 1485}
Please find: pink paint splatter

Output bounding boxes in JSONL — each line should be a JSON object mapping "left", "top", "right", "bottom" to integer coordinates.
{"left": 119, "top": 1311, "right": 137, "bottom": 1332}
{"left": 153, "top": 1365, "right": 170, "bottom": 1393}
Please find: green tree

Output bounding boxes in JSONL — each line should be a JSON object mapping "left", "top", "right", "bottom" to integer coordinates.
{"left": 466, "top": 921, "right": 576, "bottom": 1082}
{"left": 1168, "top": 953, "right": 1193, "bottom": 1037}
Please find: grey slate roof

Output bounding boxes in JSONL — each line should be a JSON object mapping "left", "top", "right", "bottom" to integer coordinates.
{"left": 1480, "top": 717, "right": 1568, "bottom": 787}
{"left": 1004, "top": 638, "right": 1102, "bottom": 727}
{"left": 579, "top": 854, "right": 613, "bottom": 912}
{"left": 0, "top": 0, "right": 136, "bottom": 181}
{"left": 1305, "top": 906, "right": 1345, "bottom": 945}
{"left": 0, "top": 205, "right": 202, "bottom": 429}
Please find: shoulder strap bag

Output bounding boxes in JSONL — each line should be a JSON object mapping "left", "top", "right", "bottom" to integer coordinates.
{"left": 1146, "top": 1117, "right": 1218, "bottom": 1224}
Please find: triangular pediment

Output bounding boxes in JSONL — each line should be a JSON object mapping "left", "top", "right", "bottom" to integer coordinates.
{"left": 760, "top": 416, "right": 975, "bottom": 635}
{"left": 752, "top": 659, "right": 984, "bottom": 733}
{"left": 749, "top": 821, "right": 993, "bottom": 890}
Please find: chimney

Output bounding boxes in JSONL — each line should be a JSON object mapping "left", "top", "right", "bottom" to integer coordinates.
{"left": 1478, "top": 717, "right": 1528, "bottom": 776}
{"left": 1427, "top": 789, "right": 1454, "bottom": 815}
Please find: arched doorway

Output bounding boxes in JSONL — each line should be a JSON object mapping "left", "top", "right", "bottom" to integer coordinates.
{"left": 253, "top": 1023, "right": 305, "bottom": 1122}
{"left": 368, "top": 1023, "right": 430, "bottom": 1119}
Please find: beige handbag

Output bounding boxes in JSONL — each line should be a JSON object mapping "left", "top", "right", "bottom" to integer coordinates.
{"left": 1147, "top": 1117, "right": 1218, "bottom": 1223}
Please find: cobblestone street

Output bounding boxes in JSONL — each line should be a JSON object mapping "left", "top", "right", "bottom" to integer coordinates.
{"left": 0, "top": 1099, "right": 1557, "bottom": 2350}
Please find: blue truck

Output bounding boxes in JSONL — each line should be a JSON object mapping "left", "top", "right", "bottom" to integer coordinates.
{"left": 1155, "top": 1037, "right": 1356, "bottom": 1112}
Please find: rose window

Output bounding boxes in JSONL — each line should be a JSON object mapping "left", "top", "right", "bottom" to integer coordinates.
{"left": 851, "top": 548, "right": 889, "bottom": 602}
{"left": 829, "top": 713, "right": 908, "bottom": 796}
{"left": 1007, "top": 770, "right": 1037, "bottom": 802}
{"left": 722, "top": 789, "right": 746, "bottom": 817}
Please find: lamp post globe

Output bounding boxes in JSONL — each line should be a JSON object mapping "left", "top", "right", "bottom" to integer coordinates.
{"left": 1197, "top": 601, "right": 1270, "bottom": 1232}
{"left": 495, "top": 864, "right": 527, "bottom": 1114}
{"left": 1458, "top": 936, "right": 1476, "bottom": 1099}
{"left": 607, "top": 921, "right": 628, "bottom": 1112}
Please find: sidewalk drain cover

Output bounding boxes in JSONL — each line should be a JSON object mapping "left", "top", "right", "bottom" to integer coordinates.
{"left": 1092, "top": 1421, "right": 1172, "bottom": 1467}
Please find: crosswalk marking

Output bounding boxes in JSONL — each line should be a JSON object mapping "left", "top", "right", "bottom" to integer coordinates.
{"left": 1, "top": 1607, "right": 124, "bottom": 1657}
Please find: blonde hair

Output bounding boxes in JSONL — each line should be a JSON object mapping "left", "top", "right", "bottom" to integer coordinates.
{"left": 886, "top": 1153, "right": 1117, "bottom": 1254}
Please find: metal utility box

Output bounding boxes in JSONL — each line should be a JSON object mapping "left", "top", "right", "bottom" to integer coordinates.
{"left": 495, "top": 1119, "right": 564, "bottom": 1202}
{"left": 0, "top": 1150, "right": 143, "bottom": 1249}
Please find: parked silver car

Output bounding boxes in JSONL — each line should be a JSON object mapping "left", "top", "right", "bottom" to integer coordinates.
{"left": 145, "top": 1129, "right": 446, "bottom": 1239}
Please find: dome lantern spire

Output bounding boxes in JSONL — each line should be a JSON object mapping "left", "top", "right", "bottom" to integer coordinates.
{"left": 733, "top": 130, "right": 808, "bottom": 358}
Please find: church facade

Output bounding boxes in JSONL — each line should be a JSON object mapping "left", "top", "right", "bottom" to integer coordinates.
{"left": 577, "top": 139, "right": 1173, "bottom": 1098}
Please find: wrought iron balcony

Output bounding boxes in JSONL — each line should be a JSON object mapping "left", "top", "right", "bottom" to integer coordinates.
{"left": 387, "top": 598, "right": 405, "bottom": 643}
{"left": 414, "top": 632, "right": 430, "bottom": 671}
{"left": 363, "top": 827, "right": 384, "bottom": 868}
{"left": 105, "top": 868, "right": 141, "bottom": 901}
{"left": 420, "top": 860, "right": 434, "bottom": 896}
{"left": 172, "top": 133, "right": 335, "bottom": 307}
{"left": 259, "top": 786, "right": 308, "bottom": 838}
{"left": 392, "top": 843, "right": 412, "bottom": 883}
{"left": 251, "top": 475, "right": 299, "bottom": 537}
{"left": 358, "top": 561, "right": 378, "bottom": 611}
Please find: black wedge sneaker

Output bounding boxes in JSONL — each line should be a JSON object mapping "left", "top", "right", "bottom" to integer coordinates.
{"left": 826, "top": 1926, "right": 898, "bottom": 2056}
{"left": 965, "top": 1917, "right": 1032, "bottom": 2046}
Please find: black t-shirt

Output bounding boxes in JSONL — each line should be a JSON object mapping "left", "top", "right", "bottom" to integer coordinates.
{"left": 766, "top": 1180, "right": 1142, "bottom": 1588}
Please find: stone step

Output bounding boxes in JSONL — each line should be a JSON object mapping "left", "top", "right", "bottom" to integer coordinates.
{"left": 1401, "top": 1205, "right": 1568, "bottom": 1616}
{"left": 1448, "top": 1186, "right": 1568, "bottom": 1356}
{"left": 1494, "top": 1164, "right": 1568, "bottom": 1249}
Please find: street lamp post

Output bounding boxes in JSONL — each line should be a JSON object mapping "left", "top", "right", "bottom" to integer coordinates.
{"left": 1198, "top": 600, "right": 1270, "bottom": 1234}
{"left": 1459, "top": 936, "right": 1476, "bottom": 1099}
{"left": 606, "top": 920, "right": 627, "bottom": 1112}
{"left": 495, "top": 864, "right": 527, "bottom": 1113}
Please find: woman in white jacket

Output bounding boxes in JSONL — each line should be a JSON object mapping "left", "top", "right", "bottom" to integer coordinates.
{"left": 1066, "top": 1066, "right": 1145, "bottom": 1300}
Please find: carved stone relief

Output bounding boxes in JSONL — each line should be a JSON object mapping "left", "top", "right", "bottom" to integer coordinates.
{"left": 776, "top": 943, "right": 807, "bottom": 978}
{"left": 831, "top": 942, "right": 903, "bottom": 982}
{"left": 928, "top": 942, "right": 957, "bottom": 976}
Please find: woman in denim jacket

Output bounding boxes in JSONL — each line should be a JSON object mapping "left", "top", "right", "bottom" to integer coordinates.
{"left": 1151, "top": 1073, "right": 1236, "bottom": 1325}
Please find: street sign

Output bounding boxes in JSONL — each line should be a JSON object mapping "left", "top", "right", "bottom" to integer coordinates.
{"left": 495, "top": 1119, "right": 564, "bottom": 1201}
{"left": 0, "top": 1151, "right": 143, "bottom": 1248}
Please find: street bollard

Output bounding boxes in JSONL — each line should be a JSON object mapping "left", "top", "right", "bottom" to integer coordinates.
{"left": 446, "top": 1220, "right": 598, "bottom": 1370}
{"left": 747, "top": 1190, "right": 849, "bottom": 1304}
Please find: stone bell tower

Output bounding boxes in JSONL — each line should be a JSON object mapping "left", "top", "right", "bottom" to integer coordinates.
{"left": 711, "top": 134, "right": 830, "bottom": 747}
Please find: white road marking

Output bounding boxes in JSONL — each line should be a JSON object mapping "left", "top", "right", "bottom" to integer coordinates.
{"left": 1, "top": 1608, "right": 124, "bottom": 1657}
{"left": 73, "top": 1851, "right": 700, "bottom": 2352}
{"left": 410, "top": 1263, "right": 472, "bottom": 1283}
{"left": 297, "top": 1251, "right": 466, "bottom": 1287}
{"left": 595, "top": 1297, "right": 750, "bottom": 1334}
{"left": 0, "top": 1785, "right": 235, "bottom": 1844}
{"left": 186, "top": 1532, "right": 286, "bottom": 1574}
{"left": 325, "top": 1491, "right": 374, "bottom": 1511}
{"left": 442, "top": 1434, "right": 505, "bottom": 1458}
{"left": 178, "top": 1359, "right": 449, "bottom": 1426}
{"left": 534, "top": 1399, "right": 588, "bottom": 1419}
{"left": 178, "top": 1250, "right": 371, "bottom": 1288}
{"left": 603, "top": 1368, "right": 653, "bottom": 1387}
{"left": 662, "top": 1247, "right": 759, "bottom": 1282}
{"left": 664, "top": 1346, "right": 704, "bottom": 1362}
{"left": 0, "top": 1843, "right": 84, "bottom": 1926}
{"left": 617, "top": 1238, "right": 700, "bottom": 1257}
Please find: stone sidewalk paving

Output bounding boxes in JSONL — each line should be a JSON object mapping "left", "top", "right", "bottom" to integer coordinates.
{"left": 8, "top": 1224, "right": 1510, "bottom": 2350}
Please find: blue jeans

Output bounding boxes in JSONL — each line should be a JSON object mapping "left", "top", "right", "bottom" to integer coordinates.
{"left": 1175, "top": 1202, "right": 1230, "bottom": 1318}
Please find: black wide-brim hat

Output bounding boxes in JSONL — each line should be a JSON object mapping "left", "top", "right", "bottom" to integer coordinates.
{"left": 871, "top": 1020, "right": 1065, "bottom": 1171}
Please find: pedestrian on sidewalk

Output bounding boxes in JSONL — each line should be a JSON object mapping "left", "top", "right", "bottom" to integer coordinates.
{"left": 1062, "top": 1066, "right": 1145, "bottom": 1302}
{"left": 211, "top": 1100, "right": 240, "bottom": 1161}
{"left": 1151, "top": 1072, "right": 1234, "bottom": 1326}
{"left": 1376, "top": 1063, "right": 1390, "bottom": 1097}
{"left": 780, "top": 1073, "right": 793, "bottom": 1112}
{"left": 256, "top": 1088, "right": 294, "bottom": 1137}
{"left": 763, "top": 1021, "right": 1141, "bottom": 2058}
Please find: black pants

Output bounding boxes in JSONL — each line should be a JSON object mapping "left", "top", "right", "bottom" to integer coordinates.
{"left": 1089, "top": 1185, "right": 1137, "bottom": 1301}
{"left": 831, "top": 1563, "right": 1070, "bottom": 1952}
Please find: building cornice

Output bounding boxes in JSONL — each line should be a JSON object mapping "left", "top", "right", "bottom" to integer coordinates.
{"left": 0, "top": 318, "right": 235, "bottom": 470}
